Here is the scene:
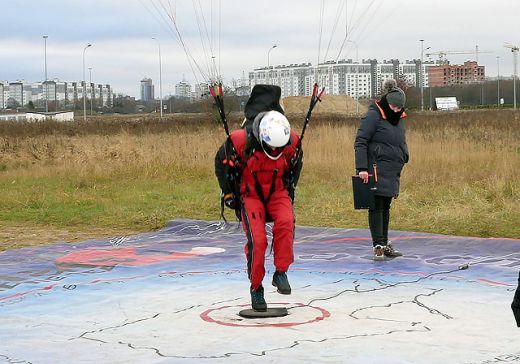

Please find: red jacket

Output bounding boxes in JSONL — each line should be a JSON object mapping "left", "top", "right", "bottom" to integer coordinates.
{"left": 215, "top": 128, "right": 302, "bottom": 203}
{"left": 230, "top": 128, "right": 299, "bottom": 200}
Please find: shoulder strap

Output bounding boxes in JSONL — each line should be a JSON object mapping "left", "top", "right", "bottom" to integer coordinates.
{"left": 243, "top": 123, "right": 260, "bottom": 160}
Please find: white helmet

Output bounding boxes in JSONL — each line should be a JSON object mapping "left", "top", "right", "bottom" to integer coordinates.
{"left": 259, "top": 111, "right": 291, "bottom": 148}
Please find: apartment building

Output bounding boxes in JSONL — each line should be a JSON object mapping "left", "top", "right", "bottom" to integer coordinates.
{"left": 0, "top": 81, "right": 112, "bottom": 109}
{"left": 8, "top": 82, "right": 24, "bottom": 107}
{"left": 140, "top": 78, "right": 154, "bottom": 102}
{"left": 428, "top": 61, "right": 485, "bottom": 87}
{"left": 193, "top": 83, "right": 210, "bottom": 99}
{"left": 249, "top": 59, "right": 435, "bottom": 99}
{"left": 175, "top": 80, "right": 192, "bottom": 99}
{"left": 99, "top": 84, "right": 112, "bottom": 107}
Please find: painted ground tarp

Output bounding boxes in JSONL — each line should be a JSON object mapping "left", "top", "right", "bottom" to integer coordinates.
{"left": 0, "top": 219, "right": 519, "bottom": 363}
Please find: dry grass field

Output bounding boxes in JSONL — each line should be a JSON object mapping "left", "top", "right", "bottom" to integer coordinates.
{"left": 283, "top": 95, "right": 368, "bottom": 115}
{"left": 0, "top": 109, "right": 518, "bottom": 250}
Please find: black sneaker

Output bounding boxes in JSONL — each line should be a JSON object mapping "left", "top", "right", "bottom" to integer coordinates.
{"left": 383, "top": 241, "right": 403, "bottom": 257}
{"left": 272, "top": 271, "right": 291, "bottom": 295}
{"left": 250, "top": 285, "right": 267, "bottom": 312}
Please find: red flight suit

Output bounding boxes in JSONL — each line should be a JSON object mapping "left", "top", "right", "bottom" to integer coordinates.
{"left": 229, "top": 128, "right": 300, "bottom": 290}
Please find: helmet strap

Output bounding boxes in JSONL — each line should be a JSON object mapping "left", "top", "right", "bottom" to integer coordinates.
{"left": 261, "top": 141, "right": 283, "bottom": 160}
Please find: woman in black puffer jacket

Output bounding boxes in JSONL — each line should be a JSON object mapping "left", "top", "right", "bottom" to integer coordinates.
{"left": 354, "top": 79, "right": 409, "bottom": 260}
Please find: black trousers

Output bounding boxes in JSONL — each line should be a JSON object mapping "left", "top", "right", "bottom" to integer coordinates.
{"left": 368, "top": 195, "right": 392, "bottom": 247}
{"left": 512, "top": 271, "right": 520, "bottom": 327}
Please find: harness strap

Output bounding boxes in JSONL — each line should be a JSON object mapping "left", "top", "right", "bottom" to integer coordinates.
{"left": 252, "top": 169, "right": 279, "bottom": 205}
{"left": 220, "top": 194, "right": 228, "bottom": 223}
{"left": 266, "top": 169, "right": 278, "bottom": 202}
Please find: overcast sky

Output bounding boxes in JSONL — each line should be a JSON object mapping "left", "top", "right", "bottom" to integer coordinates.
{"left": 1, "top": 0, "right": 518, "bottom": 97}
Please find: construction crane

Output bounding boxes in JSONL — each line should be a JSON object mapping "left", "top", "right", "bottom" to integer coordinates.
{"left": 426, "top": 46, "right": 491, "bottom": 65}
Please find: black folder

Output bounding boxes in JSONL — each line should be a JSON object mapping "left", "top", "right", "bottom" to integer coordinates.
{"left": 352, "top": 175, "right": 377, "bottom": 210}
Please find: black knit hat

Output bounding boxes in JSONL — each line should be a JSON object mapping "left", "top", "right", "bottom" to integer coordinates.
{"left": 382, "top": 79, "right": 406, "bottom": 108}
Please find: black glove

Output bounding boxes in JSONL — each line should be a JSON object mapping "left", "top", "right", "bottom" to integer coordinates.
{"left": 223, "top": 193, "right": 236, "bottom": 209}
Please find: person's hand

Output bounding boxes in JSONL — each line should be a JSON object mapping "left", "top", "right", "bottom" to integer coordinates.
{"left": 358, "top": 171, "right": 369, "bottom": 184}
{"left": 223, "top": 193, "right": 236, "bottom": 209}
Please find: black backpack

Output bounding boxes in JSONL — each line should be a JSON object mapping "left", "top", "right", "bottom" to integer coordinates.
{"left": 242, "top": 84, "right": 285, "bottom": 128}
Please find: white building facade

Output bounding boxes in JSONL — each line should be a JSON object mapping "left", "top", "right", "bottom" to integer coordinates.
{"left": 0, "top": 83, "right": 4, "bottom": 108}
{"left": 175, "top": 80, "right": 192, "bottom": 99}
{"left": 0, "top": 81, "right": 112, "bottom": 110}
{"left": 249, "top": 59, "right": 432, "bottom": 99}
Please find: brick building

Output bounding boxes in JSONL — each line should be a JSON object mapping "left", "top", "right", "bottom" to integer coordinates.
{"left": 428, "top": 61, "right": 485, "bottom": 87}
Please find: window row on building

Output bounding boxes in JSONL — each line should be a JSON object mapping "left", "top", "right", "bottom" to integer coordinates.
{"left": 428, "top": 61, "right": 485, "bottom": 88}
{"left": 0, "top": 81, "right": 112, "bottom": 109}
{"left": 249, "top": 59, "right": 485, "bottom": 99}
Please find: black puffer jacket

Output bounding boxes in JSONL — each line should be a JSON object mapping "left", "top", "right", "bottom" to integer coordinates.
{"left": 354, "top": 100, "right": 409, "bottom": 197}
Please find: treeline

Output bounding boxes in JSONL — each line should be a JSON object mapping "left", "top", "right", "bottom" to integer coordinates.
{"left": 1, "top": 109, "right": 518, "bottom": 139}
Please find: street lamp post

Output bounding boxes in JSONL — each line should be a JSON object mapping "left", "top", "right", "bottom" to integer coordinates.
{"left": 89, "top": 67, "right": 93, "bottom": 115}
{"left": 420, "top": 40, "right": 424, "bottom": 111}
{"left": 267, "top": 44, "right": 277, "bottom": 84}
{"left": 419, "top": 40, "right": 431, "bottom": 111}
{"left": 504, "top": 43, "right": 519, "bottom": 109}
{"left": 43, "top": 35, "right": 48, "bottom": 113}
{"left": 425, "top": 53, "right": 433, "bottom": 110}
{"left": 347, "top": 40, "right": 359, "bottom": 115}
{"left": 497, "top": 56, "right": 500, "bottom": 108}
{"left": 513, "top": 46, "right": 517, "bottom": 110}
{"left": 152, "top": 37, "right": 163, "bottom": 119}
{"left": 82, "top": 43, "right": 92, "bottom": 121}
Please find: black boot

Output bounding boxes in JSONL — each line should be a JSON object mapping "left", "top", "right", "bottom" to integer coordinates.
{"left": 250, "top": 285, "right": 267, "bottom": 312}
{"left": 512, "top": 302, "right": 520, "bottom": 327}
{"left": 272, "top": 271, "right": 291, "bottom": 294}
{"left": 513, "top": 272, "right": 520, "bottom": 327}
{"left": 512, "top": 297, "right": 520, "bottom": 327}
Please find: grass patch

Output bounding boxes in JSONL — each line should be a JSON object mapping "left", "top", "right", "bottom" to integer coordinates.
{"left": 0, "top": 174, "right": 219, "bottom": 231}
{"left": 0, "top": 109, "right": 519, "bottom": 250}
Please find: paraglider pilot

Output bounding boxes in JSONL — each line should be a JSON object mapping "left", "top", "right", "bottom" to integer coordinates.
{"left": 215, "top": 85, "right": 303, "bottom": 312}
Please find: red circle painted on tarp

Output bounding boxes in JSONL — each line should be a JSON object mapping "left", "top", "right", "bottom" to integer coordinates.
{"left": 200, "top": 303, "right": 330, "bottom": 328}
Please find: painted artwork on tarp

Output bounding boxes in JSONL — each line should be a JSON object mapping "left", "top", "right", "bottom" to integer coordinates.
{"left": 0, "top": 219, "right": 519, "bottom": 363}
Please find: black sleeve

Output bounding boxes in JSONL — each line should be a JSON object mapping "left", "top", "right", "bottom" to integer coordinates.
{"left": 402, "top": 133, "right": 410, "bottom": 163}
{"left": 354, "top": 109, "right": 378, "bottom": 170}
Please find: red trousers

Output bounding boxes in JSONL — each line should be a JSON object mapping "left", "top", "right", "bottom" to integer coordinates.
{"left": 241, "top": 190, "right": 294, "bottom": 290}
